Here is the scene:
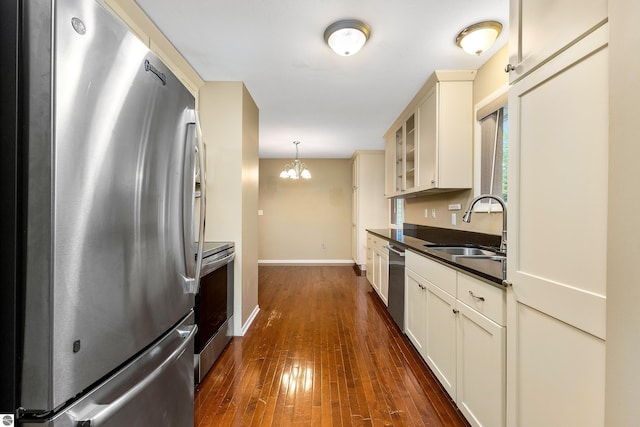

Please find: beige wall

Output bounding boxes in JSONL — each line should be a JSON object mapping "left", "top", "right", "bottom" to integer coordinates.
{"left": 403, "top": 44, "right": 509, "bottom": 236}
{"left": 241, "top": 85, "right": 260, "bottom": 335}
{"left": 606, "top": 0, "right": 640, "bottom": 424}
{"left": 199, "top": 82, "right": 259, "bottom": 335}
{"left": 259, "top": 159, "right": 352, "bottom": 262}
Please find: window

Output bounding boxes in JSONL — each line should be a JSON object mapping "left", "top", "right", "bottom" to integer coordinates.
{"left": 474, "top": 89, "right": 508, "bottom": 210}
{"left": 480, "top": 106, "right": 508, "bottom": 201}
{"left": 390, "top": 197, "right": 404, "bottom": 228}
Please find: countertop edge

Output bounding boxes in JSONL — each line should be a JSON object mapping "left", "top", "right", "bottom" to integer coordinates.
{"left": 367, "top": 228, "right": 507, "bottom": 290}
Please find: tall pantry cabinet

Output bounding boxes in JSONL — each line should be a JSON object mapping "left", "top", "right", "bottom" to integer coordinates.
{"left": 351, "top": 151, "right": 387, "bottom": 274}
{"left": 505, "top": 1, "right": 608, "bottom": 426}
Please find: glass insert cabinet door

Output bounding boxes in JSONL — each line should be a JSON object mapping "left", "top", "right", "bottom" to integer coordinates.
{"left": 395, "top": 113, "right": 416, "bottom": 193}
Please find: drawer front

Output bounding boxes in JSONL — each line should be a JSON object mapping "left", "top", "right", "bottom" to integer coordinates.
{"left": 371, "top": 236, "right": 389, "bottom": 251}
{"left": 457, "top": 273, "right": 505, "bottom": 325}
{"left": 406, "top": 251, "right": 456, "bottom": 296}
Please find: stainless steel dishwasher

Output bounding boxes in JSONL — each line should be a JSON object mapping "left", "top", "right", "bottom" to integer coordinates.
{"left": 386, "top": 244, "right": 405, "bottom": 331}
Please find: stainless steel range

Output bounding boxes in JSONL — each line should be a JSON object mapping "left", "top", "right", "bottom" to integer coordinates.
{"left": 194, "top": 242, "right": 235, "bottom": 383}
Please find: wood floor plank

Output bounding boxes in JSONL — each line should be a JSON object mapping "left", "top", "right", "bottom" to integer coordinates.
{"left": 194, "top": 266, "right": 469, "bottom": 427}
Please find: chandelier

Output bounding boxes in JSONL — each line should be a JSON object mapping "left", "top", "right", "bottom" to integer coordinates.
{"left": 279, "top": 141, "right": 311, "bottom": 180}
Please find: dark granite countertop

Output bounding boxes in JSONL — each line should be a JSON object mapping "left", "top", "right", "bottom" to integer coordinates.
{"left": 367, "top": 225, "right": 507, "bottom": 289}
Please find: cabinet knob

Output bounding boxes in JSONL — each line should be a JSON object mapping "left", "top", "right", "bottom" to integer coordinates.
{"left": 452, "top": 308, "right": 459, "bottom": 314}
{"left": 505, "top": 63, "right": 516, "bottom": 73}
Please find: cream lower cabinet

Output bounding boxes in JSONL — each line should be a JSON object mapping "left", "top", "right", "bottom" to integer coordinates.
{"left": 405, "top": 268, "right": 428, "bottom": 356}
{"left": 456, "top": 274, "right": 506, "bottom": 427}
{"left": 425, "top": 279, "right": 457, "bottom": 398}
{"left": 375, "top": 247, "right": 389, "bottom": 306}
{"left": 406, "top": 251, "right": 506, "bottom": 427}
{"left": 367, "top": 233, "right": 389, "bottom": 305}
{"left": 365, "top": 234, "right": 374, "bottom": 284}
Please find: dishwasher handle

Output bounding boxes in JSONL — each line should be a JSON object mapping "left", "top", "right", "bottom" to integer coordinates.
{"left": 385, "top": 245, "right": 405, "bottom": 257}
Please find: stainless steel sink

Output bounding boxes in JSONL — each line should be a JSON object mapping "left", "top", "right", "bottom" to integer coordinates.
{"left": 426, "top": 246, "right": 497, "bottom": 256}
{"left": 425, "top": 245, "right": 506, "bottom": 262}
{"left": 455, "top": 255, "right": 506, "bottom": 262}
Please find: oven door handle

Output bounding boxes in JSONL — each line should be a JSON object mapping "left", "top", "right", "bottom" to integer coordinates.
{"left": 201, "top": 253, "right": 235, "bottom": 277}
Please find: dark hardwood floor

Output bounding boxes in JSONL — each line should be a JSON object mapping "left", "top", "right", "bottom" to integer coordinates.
{"left": 194, "top": 265, "right": 470, "bottom": 427}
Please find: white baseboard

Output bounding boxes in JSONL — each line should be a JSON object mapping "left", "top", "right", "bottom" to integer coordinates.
{"left": 240, "top": 304, "right": 260, "bottom": 336}
{"left": 258, "top": 259, "right": 354, "bottom": 266}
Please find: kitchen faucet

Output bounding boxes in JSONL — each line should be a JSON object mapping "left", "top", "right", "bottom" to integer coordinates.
{"left": 462, "top": 194, "right": 507, "bottom": 254}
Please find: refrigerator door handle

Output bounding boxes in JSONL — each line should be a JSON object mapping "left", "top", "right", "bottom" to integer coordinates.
{"left": 181, "top": 122, "right": 198, "bottom": 293}
{"left": 194, "top": 110, "right": 206, "bottom": 292}
{"left": 75, "top": 324, "right": 198, "bottom": 427}
{"left": 181, "top": 110, "right": 206, "bottom": 295}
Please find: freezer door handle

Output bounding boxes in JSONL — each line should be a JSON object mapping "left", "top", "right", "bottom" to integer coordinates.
{"left": 74, "top": 324, "right": 198, "bottom": 427}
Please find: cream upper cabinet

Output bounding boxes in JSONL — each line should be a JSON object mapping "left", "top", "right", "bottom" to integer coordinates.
{"left": 385, "top": 133, "right": 396, "bottom": 197}
{"left": 417, "top": 88, "right": 437, "bottom": 189}
{"left": 506, "top": 15, "right": 608, "bottom": 427}
{"left": 416, "top": 74, "right": 474, "bottom": 191}
{"left": 385, "top": 70, "right": 475, "bottom": 197}
{"left": 506, "top": 0, "right": 607, "bottom": 83}
{"left": 390, "top": 113, "right": 417, "bottom": 194}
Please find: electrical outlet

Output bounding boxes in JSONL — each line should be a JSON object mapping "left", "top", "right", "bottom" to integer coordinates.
{"left": 431, "top": 208, "right": 437, "bottom": 219}
{"left": 258, "top": 210, "right": 264, "bottom": 216}
{"left": 452, "top": 213, "right": 457, "bottom": 225}
{"left": 322, "top": 243, "right": 326, "bottom": 249}
{"left": 424, "top": 209, "right": 429, "bottom": 218}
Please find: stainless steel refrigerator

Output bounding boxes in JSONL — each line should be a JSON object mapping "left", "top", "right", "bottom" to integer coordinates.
{"left": 0, "top": 0, "right": 206, "bottom": 425}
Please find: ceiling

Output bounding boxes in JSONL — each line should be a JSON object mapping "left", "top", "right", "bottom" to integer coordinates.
{"left": 134, "top": 0, "right": 508, "bottom": 159}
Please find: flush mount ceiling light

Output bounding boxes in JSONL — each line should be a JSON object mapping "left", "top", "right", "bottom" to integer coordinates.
{"left": 280, "top": 141, "right": 311, "bottom": 180}
{"left": 455, "top": 21, "right": 502, "bottom": 56}
{"left": 324, "top": 19, "right": 371, "bottom": 56}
